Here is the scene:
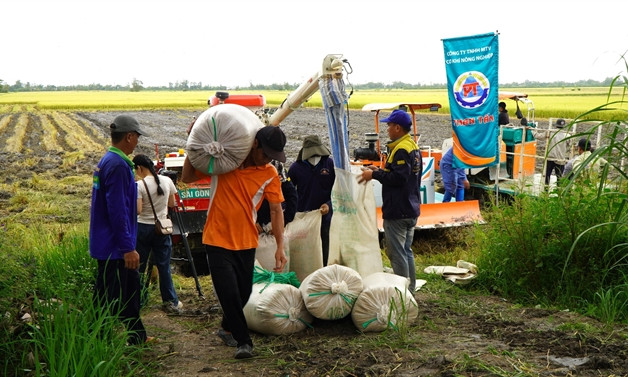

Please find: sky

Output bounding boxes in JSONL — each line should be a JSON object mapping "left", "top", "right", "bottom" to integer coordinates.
{"left": 2, "top": 0, "right": 627, "bottom": 88}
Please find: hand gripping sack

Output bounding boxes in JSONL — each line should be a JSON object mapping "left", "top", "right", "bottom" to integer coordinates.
{"left": 155, "top": 217, "right": 174, "bottom": 235}
{"left": 299, "top": 264, "right": 363, "bottom": 320}
{"left": 243, "top": 283, "right": 313, "bottom": 335}
{"left": 351, "top": 272, "right": 418, "bottom": 333}
{"left": 255, "top": 232, "right": 290, "bottom": 273}
{"left": 186, "top": 104, "right": 263, "bottom": 175}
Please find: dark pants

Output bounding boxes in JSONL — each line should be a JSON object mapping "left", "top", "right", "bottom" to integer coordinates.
{"left": 506, "top": 145, "right": 514, "bottom": 178}
{"left": 206, "top": 245, "right": 255, "bottom": 347}
{"left": 94, "top": 259, "right": 146, "bottom": 345}
{"left": 321, "top": 221, "right": 330, "bottom": 266}
{"left": 544, "top": 161, "right": 564, "bottom": 185}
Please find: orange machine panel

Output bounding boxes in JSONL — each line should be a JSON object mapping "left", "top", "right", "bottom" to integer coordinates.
{"left": 512, "top": 141, "right": 537, "bottom": 179}
{"left": 421, "top": 149, "right": 442, "bottom": 172}
{"left": 209, "top": 94, "right": 266, "bottom": 108}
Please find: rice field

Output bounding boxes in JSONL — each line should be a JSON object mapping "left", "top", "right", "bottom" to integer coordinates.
{"left": 0, "top": 87, "right": 625, "bottom": 120}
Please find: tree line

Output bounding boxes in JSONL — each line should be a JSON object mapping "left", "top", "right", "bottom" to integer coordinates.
{"left": 0, "top": 77, "right": 616, "bottom": 93}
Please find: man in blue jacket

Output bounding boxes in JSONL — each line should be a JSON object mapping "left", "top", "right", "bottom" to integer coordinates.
{"left": 358, "top": 109, "right": 421, "bottom": 292}
{"left": 90, "top": 115, "right": 149, "bottom": 345}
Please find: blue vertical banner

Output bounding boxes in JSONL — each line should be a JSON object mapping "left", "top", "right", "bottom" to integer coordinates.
{"left": 442, "top": 32, "right": 499, "bottom": 169}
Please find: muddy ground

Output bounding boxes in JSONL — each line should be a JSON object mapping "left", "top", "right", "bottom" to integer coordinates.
{"left": 77, "top": 107, "right": 455, "bottom": 168}
{"left": 1, "top": 107, "right": 627, "bottom": 376}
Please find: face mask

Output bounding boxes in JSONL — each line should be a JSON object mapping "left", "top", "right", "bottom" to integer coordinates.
{"left": 307, "top": 156, "right": 321, "bottom": 166}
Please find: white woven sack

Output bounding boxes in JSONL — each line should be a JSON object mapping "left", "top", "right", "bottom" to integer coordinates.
{"left": 299, "top": 264, "right": 363, "bottom": 320}
{"left": 285, "top": 211, "right": 323, "bottom": 282}
{"left": 186, "top": 104, "right": 263, "bottom": 175}
{"left": 243, "top": 283, "right": 313, "bottom": 335}
{"left": 328, "top": 167, "right": 383, "bottom": 278}
{"left": 351, "top": 272, "right": 418, "bottom": 333}
{"left": 255, "top": 233, "right": 290, "bottom": 273}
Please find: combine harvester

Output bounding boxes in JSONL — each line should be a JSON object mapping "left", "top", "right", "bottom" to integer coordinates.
{"left": 465, "top": 91, "right": 583, "bottom": 202}
{"left": 355, "top": 103, "right": 485, "bottom": 231}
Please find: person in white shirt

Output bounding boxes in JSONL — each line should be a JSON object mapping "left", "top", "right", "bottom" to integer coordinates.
{"left": 532, "top": 118, "right": 571, "bottom": 185}
{"left": 563, "top": 138, "right": 608, "bottom": 182}
{"left": 133, "top": 154, "right": 183, "bottom": 314}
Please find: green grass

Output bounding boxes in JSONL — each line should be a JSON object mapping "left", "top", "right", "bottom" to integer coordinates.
{"left": 0, "top": 230, "right": 150, "bottom": 376}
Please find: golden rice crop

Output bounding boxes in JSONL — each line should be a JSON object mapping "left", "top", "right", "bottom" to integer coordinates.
{"left": 4, "top": 113, "right": 28, "bottom": 152}
{"left": 0, "top": 87, "right": 624, "bottom": 120}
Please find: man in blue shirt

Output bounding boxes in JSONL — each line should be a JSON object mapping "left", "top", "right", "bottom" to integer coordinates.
{"left": 90, "top": 115, "right": 149, "bottom": 345}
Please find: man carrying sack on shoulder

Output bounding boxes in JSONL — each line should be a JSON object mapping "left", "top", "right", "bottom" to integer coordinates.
{"left": 182, "top": 123, "right": 288, "bottom": 360}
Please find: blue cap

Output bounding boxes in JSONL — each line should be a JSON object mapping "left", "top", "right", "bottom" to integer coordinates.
{"left": 380, "top": 109, "right": 412, "bottom": 130}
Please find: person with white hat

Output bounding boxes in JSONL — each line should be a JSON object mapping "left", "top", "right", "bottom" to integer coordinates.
{"left": 288, "top": 135, "right": 335, "bottom": 266}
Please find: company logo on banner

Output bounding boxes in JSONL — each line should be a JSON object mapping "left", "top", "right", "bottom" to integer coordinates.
{"left": 442, "top": 32, "right": 499, "bottom": 169}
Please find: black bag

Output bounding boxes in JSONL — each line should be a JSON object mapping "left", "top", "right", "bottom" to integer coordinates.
{"left": 142, "top": 179, "right": 174, "bottom": 235}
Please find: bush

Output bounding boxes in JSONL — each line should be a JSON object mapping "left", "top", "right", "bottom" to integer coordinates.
{"left": 476, "top": 60, "right": 628, "bottom": 323}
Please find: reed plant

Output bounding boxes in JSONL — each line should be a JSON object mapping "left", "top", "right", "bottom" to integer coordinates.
{"left": 475, "top": 58, "right": 628, "bottom": 324}
{"left": 383, "top": 287, "right": 418, "bottom": 344}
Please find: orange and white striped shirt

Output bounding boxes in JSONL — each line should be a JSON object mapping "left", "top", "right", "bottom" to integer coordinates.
{"left": 202, "top": 164, "right": 283, "bottom": 250}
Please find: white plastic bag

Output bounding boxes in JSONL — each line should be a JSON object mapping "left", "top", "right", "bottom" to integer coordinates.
{"left": 351, "top": 272, "right": 418, "bottom": 332}
{"left": 244, "top": 283, "right": 313, "bottom": 335}
{"left": 424, "top": 263, "right": 477, "bottom": 285}
{"left": 299, "top": 264, "right": 363, "bottom": 320}
{"left": 284, "top": 211, "right": 323, "bottom": 282}
{"left": 186, "top": 104, "right": 263, "bottom": 175}
{"left": 328, "top": 167, "right": 383, "bottom": 278}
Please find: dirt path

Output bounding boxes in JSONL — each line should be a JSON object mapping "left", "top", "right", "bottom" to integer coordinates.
{"left": 141, "top": 274, "right": 628, "bottom": 376}
{"left": 1, "top": 107, "right": 627, "bottom": 376}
